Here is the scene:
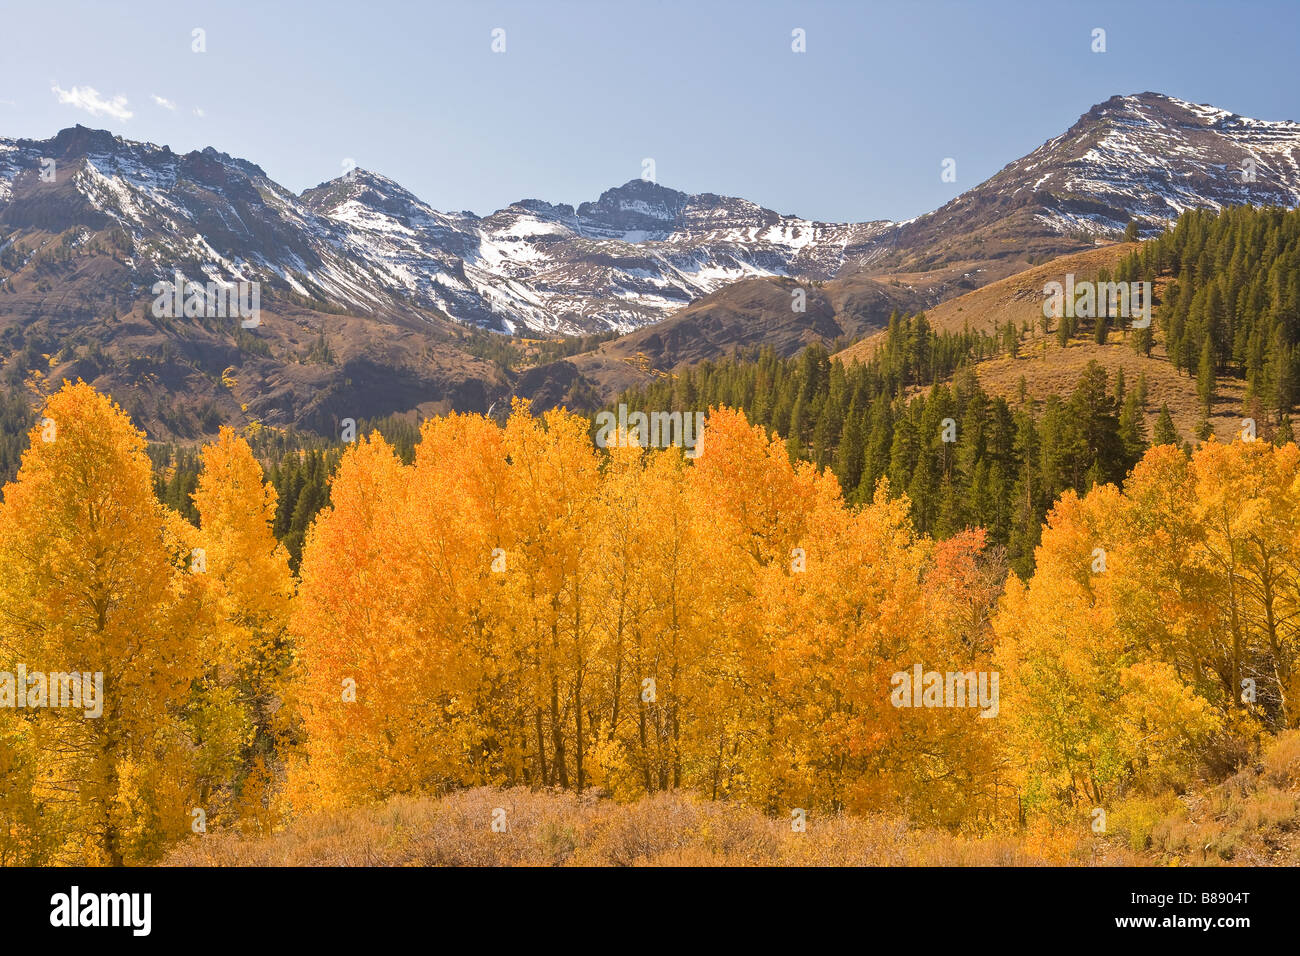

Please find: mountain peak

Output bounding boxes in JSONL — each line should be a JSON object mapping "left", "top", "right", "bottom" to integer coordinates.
{"left": 300, "top": 167, "right": 430, "bottom": 212}
{"left": 1084, "top": 91, "right": 1249, "bottom": 129}
{"left": 574, "top": 179, "right": 691, "bottom": 239}
{"left": 881, "top": 91, "right": 1300, "bottom": 275}
{"left": 606, "top": 178, "right": 687, "bottom": 197}
{"left": 44, "top": 125, "right": 124, "bottom": 157}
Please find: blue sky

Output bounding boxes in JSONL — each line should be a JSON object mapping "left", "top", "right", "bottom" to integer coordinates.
{"left": 2, "top": 0, "right": 1298, "bottom": 223}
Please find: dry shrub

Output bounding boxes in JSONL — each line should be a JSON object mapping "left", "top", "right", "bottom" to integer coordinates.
{"left": 1232, "top": 788, "right": 1299, "bottom": 832}
{"left": 573, "top": 792, "right": 781, "bottom": 866}
{"left": 1200, "top": 722, "right": 1258, "bottom": 781}
{"left": 1261, "top": 730, "right": 1300, "bottom": 789}
{"left": 164, "top": 768, "right": 1300, "bottom": 868}
{"left": 166, "top": 788, "right": 603, "bottom": 867}
{"left": 166, "top": 787, "right": 1077, "bottom": 867}
{"left": 1097, "top": 737, "right": 1300, "bottom": 867}
{"left": 1109, "top": 793, "right": 1185, "bottom": 853}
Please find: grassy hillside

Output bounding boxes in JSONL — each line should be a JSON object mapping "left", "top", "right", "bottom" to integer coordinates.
{"left": 971, "top": 337, "right": 1247, "bottom": 445}
{"left": 844, "top": 205, "right": 1300, "bottom": 446}
{"left": 835, "top": 242, "right": 1141, "bottom": 365}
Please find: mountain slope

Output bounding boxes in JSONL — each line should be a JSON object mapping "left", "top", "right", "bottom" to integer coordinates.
{"left": 304, "top": 176, "right": 893, "bottom": 334}
{"left": 13, "top": 91, "right": 1293, "bottom": 343}
{"left": 519, "top": 273, "right": 922, "bottom": 409}
{"left": 835, "top": 242, "right": 1141, "bottom": 365}
{"left": 875, "top": 92, "right": 1300, "bottom": 273}
{"left": 600, "top": 92, "right": 1300, "bottom": 381}
{"left": 0, "top": 130, "right": 893, "bottom": 337}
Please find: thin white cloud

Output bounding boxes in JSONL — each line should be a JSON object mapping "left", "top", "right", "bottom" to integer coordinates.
{"left": 51, "top": 84, "right": 133, "bottom": 120}
{"left": 193, "top": 107, "right": 205, "bottom": 118}
{"left": 151, "top": 94, "right": 176, "bottom": 111}
{"left": 0, "top": 99, "right": 15, "bottom": 107}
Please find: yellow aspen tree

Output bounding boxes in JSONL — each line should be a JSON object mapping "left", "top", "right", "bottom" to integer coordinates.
{"left": 589, "top": 442, "right": 707, "bottom": 800}
{"left": 684, "top": 408, "right": 822, "bottom": 809}
{"left": 895, "top": 528, "right": 1007, "bottom": 827}
{"left": 289, "top": 433, "right": 418, "bottom": 810}
{"left": 501, "top": 402, "right": 602, "bottom": 791}
{"left": 1187, "top": 440, "right": 1300, "bottom": 729}
{"left": 764, "top": 480, "right": 929, "bottom": 816}
{"left": 588, "top": 439, "right": 653, "bottom": 799}
{"left": 995, "top": 481, "right": 1219, "bottom": 816}
{"left": 192, "top": 426, "right": 295, "bottom": 827}
{"left": 995, "top": 487, "right": 1133, "bottom": 813}
{"left": 0, "top": 381, "right": 203, "bottom": 863}
{"left": 409, "top": 412, "right": 518, "bottom": 785}
{"left": 1112, "top": 444, "right": 1214, "bottom": 703}
{"left": 1121, "top": 440, "right": 1300, "bottom": 736}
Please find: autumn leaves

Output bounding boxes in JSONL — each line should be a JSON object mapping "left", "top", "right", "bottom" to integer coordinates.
{"left": 1, "top": 380, "right": 1295, "bottom": 864}
{"left": 997, "top": 438, "right": 1300, "bottom": 814}
{"left": 290, "top": 401, "right": 1004, "bottom": 825}
{"left": 0, "top": 383, "right": 289, "bottom": 864}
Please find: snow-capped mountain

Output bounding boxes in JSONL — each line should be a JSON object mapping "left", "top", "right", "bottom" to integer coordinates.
{"left": 1025, "top": 92, "right": 1300, "bottom": 232}
{"left": 3, "top": 91, "right": 1300, "bottom": 436}
{"left": 4, "top": 92, "right": 1298, "bottom": 337}
{"left": 302, "top": 175, "right": 891, "bottom": 333}
{"left": 878, "top": 92, "right": 1300, "bottom": 273}
{"left": 0, "top": 128, "right": 890, "bottom": 335}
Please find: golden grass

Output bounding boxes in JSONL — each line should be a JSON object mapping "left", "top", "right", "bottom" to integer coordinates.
{"left": 163, "top": 787, "right": 1136, "bottom": 867}
{"left": 162, "top": 733, "right": 1300, "bottom": 867}
{"left": 836, "top": 243, "right": 1255, "bottom": 444}
{"left": 836, "top": 243, "right": 1140, "bottom": 365}
{"left": 973, "top": 337, "right": 1247, "bottom": 444}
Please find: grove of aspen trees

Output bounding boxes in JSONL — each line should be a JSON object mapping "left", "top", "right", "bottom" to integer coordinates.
{"left": 2, "top": 377, "right": 1298, "bottom": 864}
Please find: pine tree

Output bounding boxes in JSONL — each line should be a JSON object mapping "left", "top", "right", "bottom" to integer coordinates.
{"left": 1002, "top": 320, "right": 1020, "bottom": 357}
{"left": 1276, "top": 414, "right": 1295, "bottom": 447}
{"left": 1007, "top": 410, "right": 1042, "bottom": 577}
{"left": 1118, "top": 389, "right": 1149, "bottom": 469}
{"left": 1197, "top": 337, "right": 1216, "bottom": 414}
{"left": 1132, "top": 323, "right": 1153, "bottom": 357}
{"left": 834, "top": 397, "right": 865, "bottom": 492}
{"left": 1094, "top": 313, "right": 1110, "bottom": 345}
{"left": 1152, "top": 403, "right": 1180, "bottom": 447}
